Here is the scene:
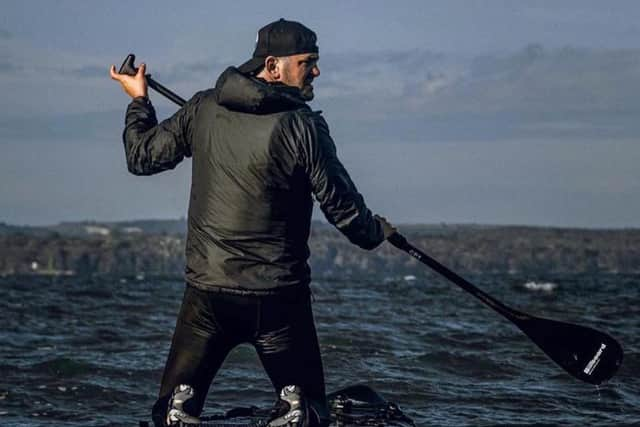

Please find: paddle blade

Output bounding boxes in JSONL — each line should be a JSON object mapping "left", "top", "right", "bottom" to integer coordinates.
{"left": 517, "top": 315, "right": 623, "bottom": 385}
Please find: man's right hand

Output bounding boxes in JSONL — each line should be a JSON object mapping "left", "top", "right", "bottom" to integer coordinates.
{"left": 109, "top": 62, "right": 148, "bottom": 99}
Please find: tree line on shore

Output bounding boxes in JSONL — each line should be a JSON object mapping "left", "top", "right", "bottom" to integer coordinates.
{"left": 1, "top": 220, "right": 638, "bottom": 279}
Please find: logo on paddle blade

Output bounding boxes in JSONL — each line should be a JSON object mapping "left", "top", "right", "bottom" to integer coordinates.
{"left": 583, "top": 343, "right": 607, "bottom": 375}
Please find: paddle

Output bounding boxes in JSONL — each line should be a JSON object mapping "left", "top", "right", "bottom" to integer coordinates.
{"left": 387, "top": 232, "right": 623, "bottom": 385}
{"left": 119, "top": 54, "right": 187, "bottom": 106}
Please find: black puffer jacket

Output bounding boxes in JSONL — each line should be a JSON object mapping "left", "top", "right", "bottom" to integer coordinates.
{"left": 123, "top": 67, "right": 384, "bottom": 294}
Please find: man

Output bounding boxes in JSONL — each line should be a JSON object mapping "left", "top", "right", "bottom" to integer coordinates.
{"left": 110, "top": 18, "right": 395, "bottom": 427}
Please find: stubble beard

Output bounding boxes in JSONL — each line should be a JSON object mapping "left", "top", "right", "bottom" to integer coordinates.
{"left": 300, "top": 82, "right": 314, "bottom": 101}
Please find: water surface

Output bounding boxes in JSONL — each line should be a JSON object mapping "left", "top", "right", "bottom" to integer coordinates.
{"left": 1, "top": 272, "right": 638, "bottom": 426}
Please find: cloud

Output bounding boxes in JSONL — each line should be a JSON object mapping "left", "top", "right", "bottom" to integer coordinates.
{"left": 0, "top": 58, "right": 19, "bottom": 74}
{"left": 318, "top": 49, "right": 454, "bottom": 99}
{"left": 69, "top": 65, "right": 109, "bottom": 79}
{"left": 458, "top": 45, "right": 640, "bottom": 114}
{"left": 0, "top": 110, "right": 123, "bottom": 142}
{"left": 65, "top": 57, "right": 227, "bottom": 84}
{"left": 159, "top": 57, "right": 228, "bottom": 85}
{"left": 0, "top": 34, "right": 19, "bottom": 74}
{"left": 313, "top": 45, "right": 640, "bottom": 141}
{"left": 1, "top": 42, "right": 639, "bottom": 143}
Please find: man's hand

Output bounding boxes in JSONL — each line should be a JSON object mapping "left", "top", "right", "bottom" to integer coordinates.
{"left": 109, "top": 62, "right": 148, "bottom": 99}
{"left": 374, "top": 214, "right": 397, "bottom": 239}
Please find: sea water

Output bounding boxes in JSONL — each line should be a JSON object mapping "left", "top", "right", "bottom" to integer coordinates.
{"left": 1, "top": 272, "right": 638, "bottom": 426}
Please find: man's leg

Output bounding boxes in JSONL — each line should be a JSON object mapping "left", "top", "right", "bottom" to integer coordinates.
{"left": 152, "top": 285, "right": 235, "bottom": 427}
{"left": 253, "top": 290, "right": 327, "bottom": 421}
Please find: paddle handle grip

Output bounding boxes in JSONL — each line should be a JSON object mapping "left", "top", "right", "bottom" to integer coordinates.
{"left": 118, "top": 54, "right": 187, "bottom": 107}
{"left": 387, "top": 232, "right": 527, "bottom": 321}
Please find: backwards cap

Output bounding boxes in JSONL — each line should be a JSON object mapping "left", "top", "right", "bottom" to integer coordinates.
{"left": 238, "top": 19, "right": 318, "bottom": 75}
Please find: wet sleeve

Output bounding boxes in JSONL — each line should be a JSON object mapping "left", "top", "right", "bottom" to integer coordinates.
{"left": 122, "top": 92, "right": 202, "bottom": 175}
{"left": 298, "top": 112, "right": 384, "bottom": 250}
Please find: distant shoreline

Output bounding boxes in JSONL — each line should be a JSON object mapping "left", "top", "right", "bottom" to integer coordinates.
{"left": 1, "top": 219, "right": 638, "bottom": 278}
{"left": 2, "top": 218, "right": 639, "bottom": 233}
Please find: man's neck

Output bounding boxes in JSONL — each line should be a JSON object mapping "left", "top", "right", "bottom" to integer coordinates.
{"left": 255, "top": 70, "right": 277, "bottom": 83}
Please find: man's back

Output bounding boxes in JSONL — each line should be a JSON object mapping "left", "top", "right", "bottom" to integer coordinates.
{"left": 123, "top": 67, "right": 384, "bottom": 294}
{"left": 185, "top": 70, "right": 316, "bottom": 292}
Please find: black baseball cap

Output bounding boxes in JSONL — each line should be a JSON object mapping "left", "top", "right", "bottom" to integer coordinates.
{"left": 238, "top": 19, "right": 319, "bottom": 75}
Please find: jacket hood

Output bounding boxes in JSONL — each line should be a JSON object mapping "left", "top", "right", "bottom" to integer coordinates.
{"left": 214, "top": 67, "right": 308, "bottom": 114}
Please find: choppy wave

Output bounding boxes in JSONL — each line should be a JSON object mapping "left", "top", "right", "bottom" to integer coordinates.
{"left": 523, "top": 280, "right": 558, "bottom": 292}
{"left": 1, "top": 273, "right": 639, "bottom": 426}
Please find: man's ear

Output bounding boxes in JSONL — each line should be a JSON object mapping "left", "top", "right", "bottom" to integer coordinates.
{"left": 264, "top": 56, "right": 280, "bottom": 80}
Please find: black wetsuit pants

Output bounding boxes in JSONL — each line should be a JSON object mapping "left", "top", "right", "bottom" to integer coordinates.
{"left": 151, "top": 284, "right": 326, "bottom": 426}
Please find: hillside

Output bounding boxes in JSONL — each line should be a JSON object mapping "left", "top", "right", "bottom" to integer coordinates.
{"left": 1, "top": 220, "right": 638, "bottom": 280}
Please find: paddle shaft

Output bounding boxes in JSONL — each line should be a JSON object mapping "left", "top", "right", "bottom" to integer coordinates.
{"left": 146, "top": 77, "right": 186, "bottom": 106}
{"left": 387, "top": 232, "right": 529, "bottom": 323}
{"left": 118, "top": 54, "right": 186, "bottom": 106}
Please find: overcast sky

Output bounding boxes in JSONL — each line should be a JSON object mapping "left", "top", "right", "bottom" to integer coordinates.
{"left": 1, "top": 1, "right": 639, "bottom": 227}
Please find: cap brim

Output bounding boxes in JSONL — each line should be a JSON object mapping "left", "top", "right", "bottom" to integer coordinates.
{"left": 238, "top": 57, "right": 265, "bottom": 74}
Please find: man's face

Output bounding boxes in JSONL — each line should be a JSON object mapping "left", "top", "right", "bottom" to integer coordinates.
{"left": 279, "top": 53, "right": 320, "bottom": 101}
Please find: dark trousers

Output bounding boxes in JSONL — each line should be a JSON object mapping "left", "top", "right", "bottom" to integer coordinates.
{"left": 152, "top": 284, "right": 326, "bottom": 426}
